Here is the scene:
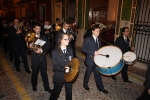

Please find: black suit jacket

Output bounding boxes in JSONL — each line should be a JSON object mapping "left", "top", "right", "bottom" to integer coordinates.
{"left": 114, "top": 36, "right": 131, "bottom": 54}
{"left": 30, "top": 33, "right": 50, "bottom": 66}
{"left": 147, "top": 63, "right": 150, "bottom": 89}
{"left": 52, "top": 47, "right": 74, "bottom": 82}
{"left": 82, "top": 35, "right": 101, "bottom": 66}
{"left": 9, "top": 26, "right": 26, "bottom": 49}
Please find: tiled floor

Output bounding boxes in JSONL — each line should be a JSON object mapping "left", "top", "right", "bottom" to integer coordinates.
{"left": 0, "top": 46, "right": 146, "bottom": 100}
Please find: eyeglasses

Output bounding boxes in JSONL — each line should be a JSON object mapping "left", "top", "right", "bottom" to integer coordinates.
{"left": 63, "top": 39, "right": 70, "bottom": 41}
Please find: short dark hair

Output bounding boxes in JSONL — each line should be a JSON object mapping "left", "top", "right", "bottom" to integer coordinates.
{"left": 56, "top": 18, "right": 59, "bottom": 21}
{"left": 91, "top": 22, "right": 95, "bottom": 25}
{"left": 121, "top": 27, "right": 129, "bottom": 35}
{"left": 91, "top": 25, "right": 100, "bottom": 31}
{"left": 63, "top": 21, "right": 70, "bottom": 25}
{"left": 33, "top": 23, "right": 41, "bottom": 28}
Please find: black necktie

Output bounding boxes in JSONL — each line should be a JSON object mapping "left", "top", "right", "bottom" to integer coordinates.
{"left": 96, "top": 38, "right": 99, "bottom": 48}
{"left": 124, "top": 39, "right": 127, "bottom": 43}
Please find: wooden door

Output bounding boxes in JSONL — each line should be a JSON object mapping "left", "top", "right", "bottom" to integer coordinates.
{"left": 89, "top": 0, "right": 109, "bottom": 27}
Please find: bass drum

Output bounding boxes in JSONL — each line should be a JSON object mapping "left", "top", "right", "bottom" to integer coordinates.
{"left": 94, "top": 46, "right": 124, "bottom": 76}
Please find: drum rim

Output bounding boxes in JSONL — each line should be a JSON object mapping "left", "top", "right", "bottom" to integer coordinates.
{"left": 123, "top": 51, "right": 136, "bottom": 61}
{"left": 97, "top": 60, "right": 124, "bottom": 76}
{"left": 124, "top": 58, "right": 137, "bottom": 65}
{"left": 94, "top": 45, "right": 123, "bottom": 68}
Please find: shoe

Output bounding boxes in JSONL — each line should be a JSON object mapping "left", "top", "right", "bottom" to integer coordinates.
{"left": 16, "top": 68, "right": 20, "bottom": 72}
{"left": 0, "top": 94, "right": 5, "bottom": 99}
{"left": 124, "top": 80, "right": 132, "bottom": 83}
{"left": 45, "top": 89, "right": 52, "bottom": 93}
{"left": 25, "top": 70, "right": 31, "bottom": 73}
{"left": 32, "top": 87, "right": 37, "bottom": 91}
{"left": 83, "top": 85, "right": 90, "bottom": 91}
{"left": 111, "top": 76, "right": 117, "bottom": 81}
{"left": 99, "top": 89, "right": 109, "bottom": 94}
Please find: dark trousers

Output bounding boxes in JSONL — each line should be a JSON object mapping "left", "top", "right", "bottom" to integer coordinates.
{"left": 121, "top": 63, "right": 128, "bottom": 81}
{"left": 8, "top": 40, "right": 13, "bottom": 61}
{"left": 70, "top": 41, "right": 77, "bottom": 58}
{"left": 136, "top": 87, "right": 150, "bottom": 100}
{"left": 31, "top": 62, "right": 50, "bottom": 90}
{"left": 13, "top": 45, "right": 29, "bottom": 70}
{"left": 3, "top": 37, "right": 8, "bottom": 54}
{"left": 83, "top": 65, "right": 104, "bottom": 90}
{"left": 49, "top": 82, "right": 72, "bottom": 100}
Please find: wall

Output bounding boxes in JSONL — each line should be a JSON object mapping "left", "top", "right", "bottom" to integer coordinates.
{"left": 36, "top": 0, "right": 52, "bottom": 22}
{"left": 107, "top": 0, "right": 118, "bottom": 22}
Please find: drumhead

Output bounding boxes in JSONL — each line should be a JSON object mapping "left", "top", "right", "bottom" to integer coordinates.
{"left": 94, "top": 46, "right": 122, "bottom": 68}
{"left": 123, "top": 52, "right": 136, "bottom": 62}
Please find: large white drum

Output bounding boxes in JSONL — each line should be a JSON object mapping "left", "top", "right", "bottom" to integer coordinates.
{"left": 123, "top": 51, "right": 136, "bottom": 65}
{"left": 94, "top": 46, "right": 124, "bottom": 76}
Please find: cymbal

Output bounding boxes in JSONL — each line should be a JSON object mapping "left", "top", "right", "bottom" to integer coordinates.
{"left": 65, "top": 58, "right": 79, "bottom": 82}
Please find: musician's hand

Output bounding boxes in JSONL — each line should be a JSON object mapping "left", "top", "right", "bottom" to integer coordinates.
{"left": 45, "top": 30, "right": 49, "bottom": 34}
{"left": 94, "top": 51, "right": 99, "bottom": 56}
{"left": 35, "top": 48, "right": 42, "bottom": 54}
{"left": 69, "top": 34, "right": 74, "bottom": 40}
{"left": 16, "top": 30, "right": 22, "bottom": 34}
{"left": 29, "top": 43, "right": 33, "bottom": 48}
{"left": 148, "top": 89, "right": 150, "bottom": 95}
{"left": 131, "top": 47, "right": 135, "bottom": 51}
{"left": 65, "top": 66, "right": 70, "bottom": 73}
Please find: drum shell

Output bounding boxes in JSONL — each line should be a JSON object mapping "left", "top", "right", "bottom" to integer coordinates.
{"left": 124, "top": 59, "right": 136, "bottom": 65}
{"left": 97, "top": 60, "right": 124, "bottom": 76}
{"left": 123, "top": 51, "right": 137, "bottom": 65}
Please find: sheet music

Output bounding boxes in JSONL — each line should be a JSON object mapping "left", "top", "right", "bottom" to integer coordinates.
{"left": 34, "top": 39, "right": 46, "bottom": 46}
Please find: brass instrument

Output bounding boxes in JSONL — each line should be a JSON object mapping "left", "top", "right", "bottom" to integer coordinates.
{"left": 25, "top": 30, "right": 41, "bottom": 51}
{"left": 64, "top": 58, "right": 79, "bottom": 82}
{"left": 55, "top": 24, "right": 61, "bottom": 31}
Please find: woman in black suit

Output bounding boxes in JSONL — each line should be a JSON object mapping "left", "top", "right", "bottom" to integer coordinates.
{"left": 50, "top": 33, "right": 74, "bottom": 100}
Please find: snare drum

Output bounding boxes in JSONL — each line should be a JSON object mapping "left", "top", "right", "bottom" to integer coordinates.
{"left": 123, "top": 51, "right": 136, "bottom": 65}
{"left": 94, "top": 46, "right": 124, "bottom": 76}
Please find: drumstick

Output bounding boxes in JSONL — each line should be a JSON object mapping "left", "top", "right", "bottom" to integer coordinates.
{"left": 98, "top": 53, "right": 109, "bottom": 58}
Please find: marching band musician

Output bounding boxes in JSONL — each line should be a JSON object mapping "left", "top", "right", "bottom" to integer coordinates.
{"left": 114, "top": 27, "right": 134, "bottom": 83}
{"left": 55, "top": 21, "right": 69, "bottom": 43}
{"left": 41, "top": 20, "right": 52, "bottom": 58}
{"left": 67, "top": 22, "right": 77, "bottom": 58}
{"left": 9, "top": 18, "right": 31, "bottom": 73}
{"left": 49, "top": 33, "right": 74, "bottom": 100}
{"left": 52, "top": 18, "right": 61, "bottom": 47}
{"left": 82, "top": 25, "right": 108, "bottom": 94}
{"left": 28, "top": 23, "right": 51, "bottom": 93}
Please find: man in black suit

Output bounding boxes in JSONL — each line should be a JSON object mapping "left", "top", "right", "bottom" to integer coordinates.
{"left": 55, "top": 21, "right": 69, "bottom": 43}
{"left": 52, "top": 18, "right": 60, "bottom": 47}
{"left": 82, "top": 25, "right": 108, "bottom": 94}
{"left": 67, "top": 22, "right": 77, "bottom": 58}
{"left": 136, "top": 63, "right": 150, "bottom": 100}
{"left": 29, "top": 23, "right": 51, "bottom": 93}
{"left": 9, "top": 18, "right": 31, "bottom": 73}
{"left": 145, "top": 63, "right": 150, "bottom": 99}
{"left": 114, "top": 27, "right": 134, "bottom": 83}
{"left": 41, "top": 20, "right": 52, "bottom": 58}
{"left": 83, "top": 22, "right": 95, "bottom": 39}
